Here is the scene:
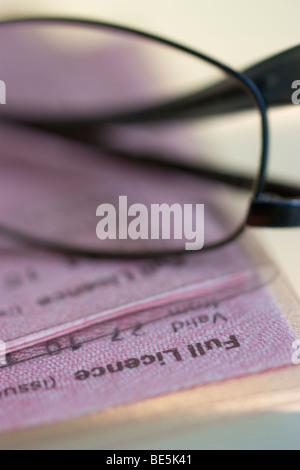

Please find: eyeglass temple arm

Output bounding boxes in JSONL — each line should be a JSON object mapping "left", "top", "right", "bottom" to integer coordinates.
{"left": 102, "top": 44, "right": 300, "bottom": 123}
{"left": 9, "top": 44, "right": 299, "bottom": 131}
{"left": 89, "top": 147, "right": 300, "bottom": 229}
{"left": 243, "top": 45, "right": 300, "bottom": 229}
{"left": 248, "top": 197, "right": 300, "bottom": 228}
{"left": 4, "top": 45, "right": 300, "bottom": 229}
{"left": 102, "top": 44, "right": 300, "bottom": 231}
{"left": 113, "top": 150, "right": 300, "bottom": 229}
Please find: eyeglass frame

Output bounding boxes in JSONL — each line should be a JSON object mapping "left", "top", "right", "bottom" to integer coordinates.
{"left": 0, "top": 16, "right": 299, "bottom": 258}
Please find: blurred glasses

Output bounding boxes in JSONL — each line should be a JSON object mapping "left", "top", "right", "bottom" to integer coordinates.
{"left": 0, "top": 18, "right": 299, "bottom": 257}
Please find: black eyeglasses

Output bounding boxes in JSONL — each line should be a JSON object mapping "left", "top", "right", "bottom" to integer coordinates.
{"left": 0, "top": 17, "right": 299, "bottom": 258}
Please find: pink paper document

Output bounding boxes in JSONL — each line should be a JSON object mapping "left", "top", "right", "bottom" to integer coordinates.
{"left": 0, "top": 232, "right": 296, "bottom": 434}
{"left": 0, "top": 123, "right": 279, "bottom": 351}
{"left": 0, "top": 37, "right": 297, "bottom": 437}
